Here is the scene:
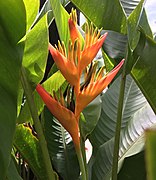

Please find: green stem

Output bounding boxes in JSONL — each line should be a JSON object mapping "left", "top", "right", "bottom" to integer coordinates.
{"left": 112, "top": 63, "right": 127, "bottom": 180}
{"left": 76, "top": 147, "right": 87, "bottom": 180}
{"left": 80, "top": 136, "right": 88, "bottom": 180}
{"left": 21, "top": 67, "right": 56, "bottom": 180}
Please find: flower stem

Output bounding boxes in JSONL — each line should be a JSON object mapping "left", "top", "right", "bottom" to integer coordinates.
{"left": 80, "top": 136, "right": 88, "bottom": 180}
{"left": 112, "top": 62, "right": 126, "bottom": 180}
{"left": 76, "top": 147, "right": 87, "bottom": 180}
{"left": 21, "top": 67, "right": 56, "bottom": 180}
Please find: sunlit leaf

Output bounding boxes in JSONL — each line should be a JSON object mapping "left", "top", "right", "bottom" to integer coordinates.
{"left": 23, "top": 0, "right": 40, "bottom": 31}
{"left": 22, "top": 14, "right": 49, "bottom": 85}
{"left": 14, "top": 125, "right": 48, "bottom": 179}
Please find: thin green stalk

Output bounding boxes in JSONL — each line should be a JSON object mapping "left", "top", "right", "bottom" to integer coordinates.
{"left": 76, "top": 147, "right": 87, "bottom": 180}
{"left": 21, "top": 67, "right": 55, "bottom": 180}
{"left": 80, "top": 136, "right": 88, "bottom": 180}
{"left": 112, "top": 62, "right": 127, "bottom": 180}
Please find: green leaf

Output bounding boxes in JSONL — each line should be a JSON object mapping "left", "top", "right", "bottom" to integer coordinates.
{"left": 131, "top": 31, "right": 156, "bottom": 114}
{"left": 0, "top": 1, "right": 26, "bottom": 179}
{"left": 102, "top": 30, "right": 127, "bottom": 61}
{"left": 90, "top": 75, "right": 147, "bottom": 150}
{"left": 91, "top": 103, "right": 156, "bottom": 179}
{"left": 127, "top": 0, "right": 145, "bottom": 50}
{"left": 139, "top": 8, "right": 153, "bottom": 38}
{"left": 43, "top": 107, "right": 80, "bottom": 179}
{"left": 71, "top": 0, "right": 127, "bottom": 34}
{"left": 50, "top": 0, "right": 70, "bottom": 47}
{"left": 22, "top": 14, "right": 49, "bottom": 85}
{"left": 6, "top": 157, "right": 22, "bottom": 180}
{"left": 80, "top": 96, "right": 102, "bottom": 140}
{"left": 17, "top": 71, "right": 66, "bottom": 123}
{"left": 118, "top": 151, "right": 146, "bottom": 180}
{"left": 14, "top": 125, "right": 48, "bottom": 179}
{"left": 145, "top": 130, "right": 156, "bottom": 180}
{"left": 23, "top": 0, "right": 40, "bottom": 31}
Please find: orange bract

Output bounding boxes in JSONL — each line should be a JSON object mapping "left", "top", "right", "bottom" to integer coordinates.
{"left": 36, "top": 84, "right": 80, "bottom": 149}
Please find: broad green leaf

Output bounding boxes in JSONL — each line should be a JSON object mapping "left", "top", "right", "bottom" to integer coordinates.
{"left": 6, "top": 157, "right": 22, "bottom": 180}
{"left": 50, "top": 0, "right": 70, "bottom": 47}
{"left": 90, "top": 75, "right": 147, "bottom": 150}
{"left": 14, "top": 125, "right": 47, "bottom": 179}
{"left": 102, "top": 30, "right": 127, "bottom": 61}
{"left": 127, "top": 0, "right": 145, "bottom": 50}
{"left": 118, "top": 151, "right": 146, "bottom": 180}
{"left": 80, "top": 96, "right": 102, "bottom": 140}
{"left": 91, "top": 103, "right": 156, "bottom": 179}
{"left": 71, "top": 0, "right": 127, "bottom": 34}
{"left": 23, "top": 0, "right": 40, "bottom": 31}
{"left": 0, "top": 1, "right": 26, "bottom": 179}
{"left": 131, "top": 31, "right": 156, "bottom": 114}
{"left": 22, "top": 14, "right": 49, "bottom": 85}
{"left": 43, "top": 107, "right": 80, "bottom": 179}
{"left": 145, "top": 130, "right": 156, "bottom": 180}
{"left": 17, "top": 71, "right": 66, "bottom": 123}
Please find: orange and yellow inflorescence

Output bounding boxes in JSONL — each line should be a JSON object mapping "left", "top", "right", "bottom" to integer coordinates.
{"left": 36, "top": 9, "right": 124, "bottom": 149}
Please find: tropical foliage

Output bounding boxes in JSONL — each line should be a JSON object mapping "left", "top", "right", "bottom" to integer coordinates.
{"left": 0, "top": 0, "right": 156, "bottom": 180}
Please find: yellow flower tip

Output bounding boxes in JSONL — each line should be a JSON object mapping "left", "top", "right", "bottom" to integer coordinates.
{"left": 69, "top": 8, "right": 77, "bottom": 24}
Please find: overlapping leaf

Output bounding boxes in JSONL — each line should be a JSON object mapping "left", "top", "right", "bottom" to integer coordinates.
{"left": 90, "top": 75, "right": 147, "bottom": 149}
{"left": 14, "top": 125, "right": 48, "bottom": 179}
{"left": 43, "top": 107, "right": 80, "bottom": 179}
{"left": 22, "top": 14, "right": 49, "bottom": 85}
{"left": 91, "top": 103, "right": 156, "bottom": 179}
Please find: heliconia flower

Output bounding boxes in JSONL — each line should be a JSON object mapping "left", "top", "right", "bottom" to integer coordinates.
{"left": 49, "top": 42, "right": 79, "bottom": 87}
{"left": 75, "top": 59, "right": 124, "bottom": 118}
{"left": 49, "top": 21, "right": 108, "bottom": 88}
{"left": 68, "top": 11, "right": 108, "bottom": 75}
{"left": 68, "top": 9, "right": 82, "bottom": 47}
{"left": 79, "top": 31, "right": 108, "bottom": 74}
{"left": 36, "top": 84, "right": 80, "bottom": 149}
